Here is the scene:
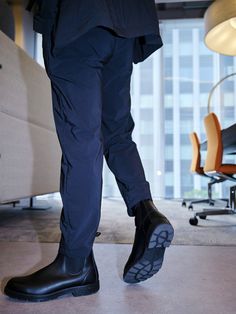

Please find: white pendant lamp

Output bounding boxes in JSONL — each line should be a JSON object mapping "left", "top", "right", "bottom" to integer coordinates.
{"left": 204, "top": 0, "right": 236, "bottom": 55}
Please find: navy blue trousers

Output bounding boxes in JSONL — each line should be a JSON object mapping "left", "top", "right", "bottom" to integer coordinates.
{"left": 42, "top": 26, "right": 152, "bottom": 258}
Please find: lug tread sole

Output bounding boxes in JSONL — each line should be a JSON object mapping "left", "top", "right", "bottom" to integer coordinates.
{"left": 123, "top": 223, "right": 174, "bottom": 284}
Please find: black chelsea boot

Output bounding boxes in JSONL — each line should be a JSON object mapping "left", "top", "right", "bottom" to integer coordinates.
{"left": 123, "top": 199, "right": 174, "bottom": 283}
{"left": 4, "top": 249, "right": 99, "bottom": 302}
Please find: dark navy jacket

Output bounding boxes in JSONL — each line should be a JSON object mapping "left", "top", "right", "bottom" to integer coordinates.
{"left": 26, "top": 0, "right": 163, "bottom": 64}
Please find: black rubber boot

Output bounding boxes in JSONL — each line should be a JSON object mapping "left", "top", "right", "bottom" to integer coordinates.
{"left": 123, "top": 199, "right": 174, "bottom": 283}
{"left": 4, "top": 249, "right": 99, "bottom": 302}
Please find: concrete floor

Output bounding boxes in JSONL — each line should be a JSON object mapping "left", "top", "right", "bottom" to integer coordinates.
{"left": 0, "top": 242, "right": 236, "bottom": 314}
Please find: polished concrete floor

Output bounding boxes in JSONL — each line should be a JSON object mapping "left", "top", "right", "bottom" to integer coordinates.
{"left": 0, "top": 242, "right": 236, "bottom": 314}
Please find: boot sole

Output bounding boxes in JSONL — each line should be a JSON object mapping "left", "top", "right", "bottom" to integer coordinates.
{"left": 4, "top": 281, "right": 99, "bottom": 302}
{"left": 123, "top": 223, "right": 174, "bottom": 284}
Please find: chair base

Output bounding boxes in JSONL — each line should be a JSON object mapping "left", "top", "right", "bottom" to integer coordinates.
{"left": 183, "top": 177, "right": 230, "bottom": 210}
{"left": 189, "top": 185, "right": 236, "bottom": 226}
{"left": 181, "top": 198, "right": 212, "bottom": 208}
{"left": 189, "top": 209, "right": 236, "bottom": 226}
{"left": 182, "top": 198, "right": 229, "bottom": 210}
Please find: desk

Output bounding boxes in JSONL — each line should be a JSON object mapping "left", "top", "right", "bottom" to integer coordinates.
{"left": 201, "top": 123, "right": 236, "bottom": 154}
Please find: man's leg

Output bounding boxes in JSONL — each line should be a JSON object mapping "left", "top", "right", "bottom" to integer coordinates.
{"left": 48, "top": 31, "right": 106, "bottom": 259}
{"left": 101, "top": 35, "right": 152, "bottom": 217}
{"left": 4, "top": 26, "right": 118, "bottom": 301}
{"left": 101, "top": 33, "right": 174, "bottom": 284}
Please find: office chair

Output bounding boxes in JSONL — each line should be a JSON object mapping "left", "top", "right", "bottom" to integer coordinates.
{"left": 182, "top": 132, "right": 228, "bottom": 210}
{"left": 189, "top": 112, "right": 236, "bottom": 226}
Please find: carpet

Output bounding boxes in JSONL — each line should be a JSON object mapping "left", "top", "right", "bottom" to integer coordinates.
{"left": 0, "top": 197, "right": 236, "bottom": 246}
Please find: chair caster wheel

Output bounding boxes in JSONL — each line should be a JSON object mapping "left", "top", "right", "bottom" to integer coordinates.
{"left": 188, "top": 205, "right": 193, "bottom": 211}
{"left": 199, "top": 215, "right": 207, "bottom": 220}
{"left": 182, "top": 201, "right": 186, "bottom": 207}
{"left": 189, "top": 217, "right": 198, "bottom": 225}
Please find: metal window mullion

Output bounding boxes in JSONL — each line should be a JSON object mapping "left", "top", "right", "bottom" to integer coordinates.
{"left": 153, "top": 48, "right": 165, "bottom": 198}
{"left": 193, "top": 28, "right": 201, "bottom": 191}
{"left": 173, "top": 29, "right": 181, "bottom": 198}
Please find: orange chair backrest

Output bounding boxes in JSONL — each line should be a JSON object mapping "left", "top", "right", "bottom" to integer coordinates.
{"left": 203, "top": 112, "right": 223, "bottom": 172}
{"left": 189, "top": 132, "right": 201, "bottom": 173}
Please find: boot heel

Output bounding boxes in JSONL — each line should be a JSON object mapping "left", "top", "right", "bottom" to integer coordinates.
{"left": 72, "top": 282, "right": 100, "bottom": 297}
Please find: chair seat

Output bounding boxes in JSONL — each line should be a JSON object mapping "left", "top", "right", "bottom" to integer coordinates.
{"left": 218, "top": 164, "right": 236, "bottom": 174}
